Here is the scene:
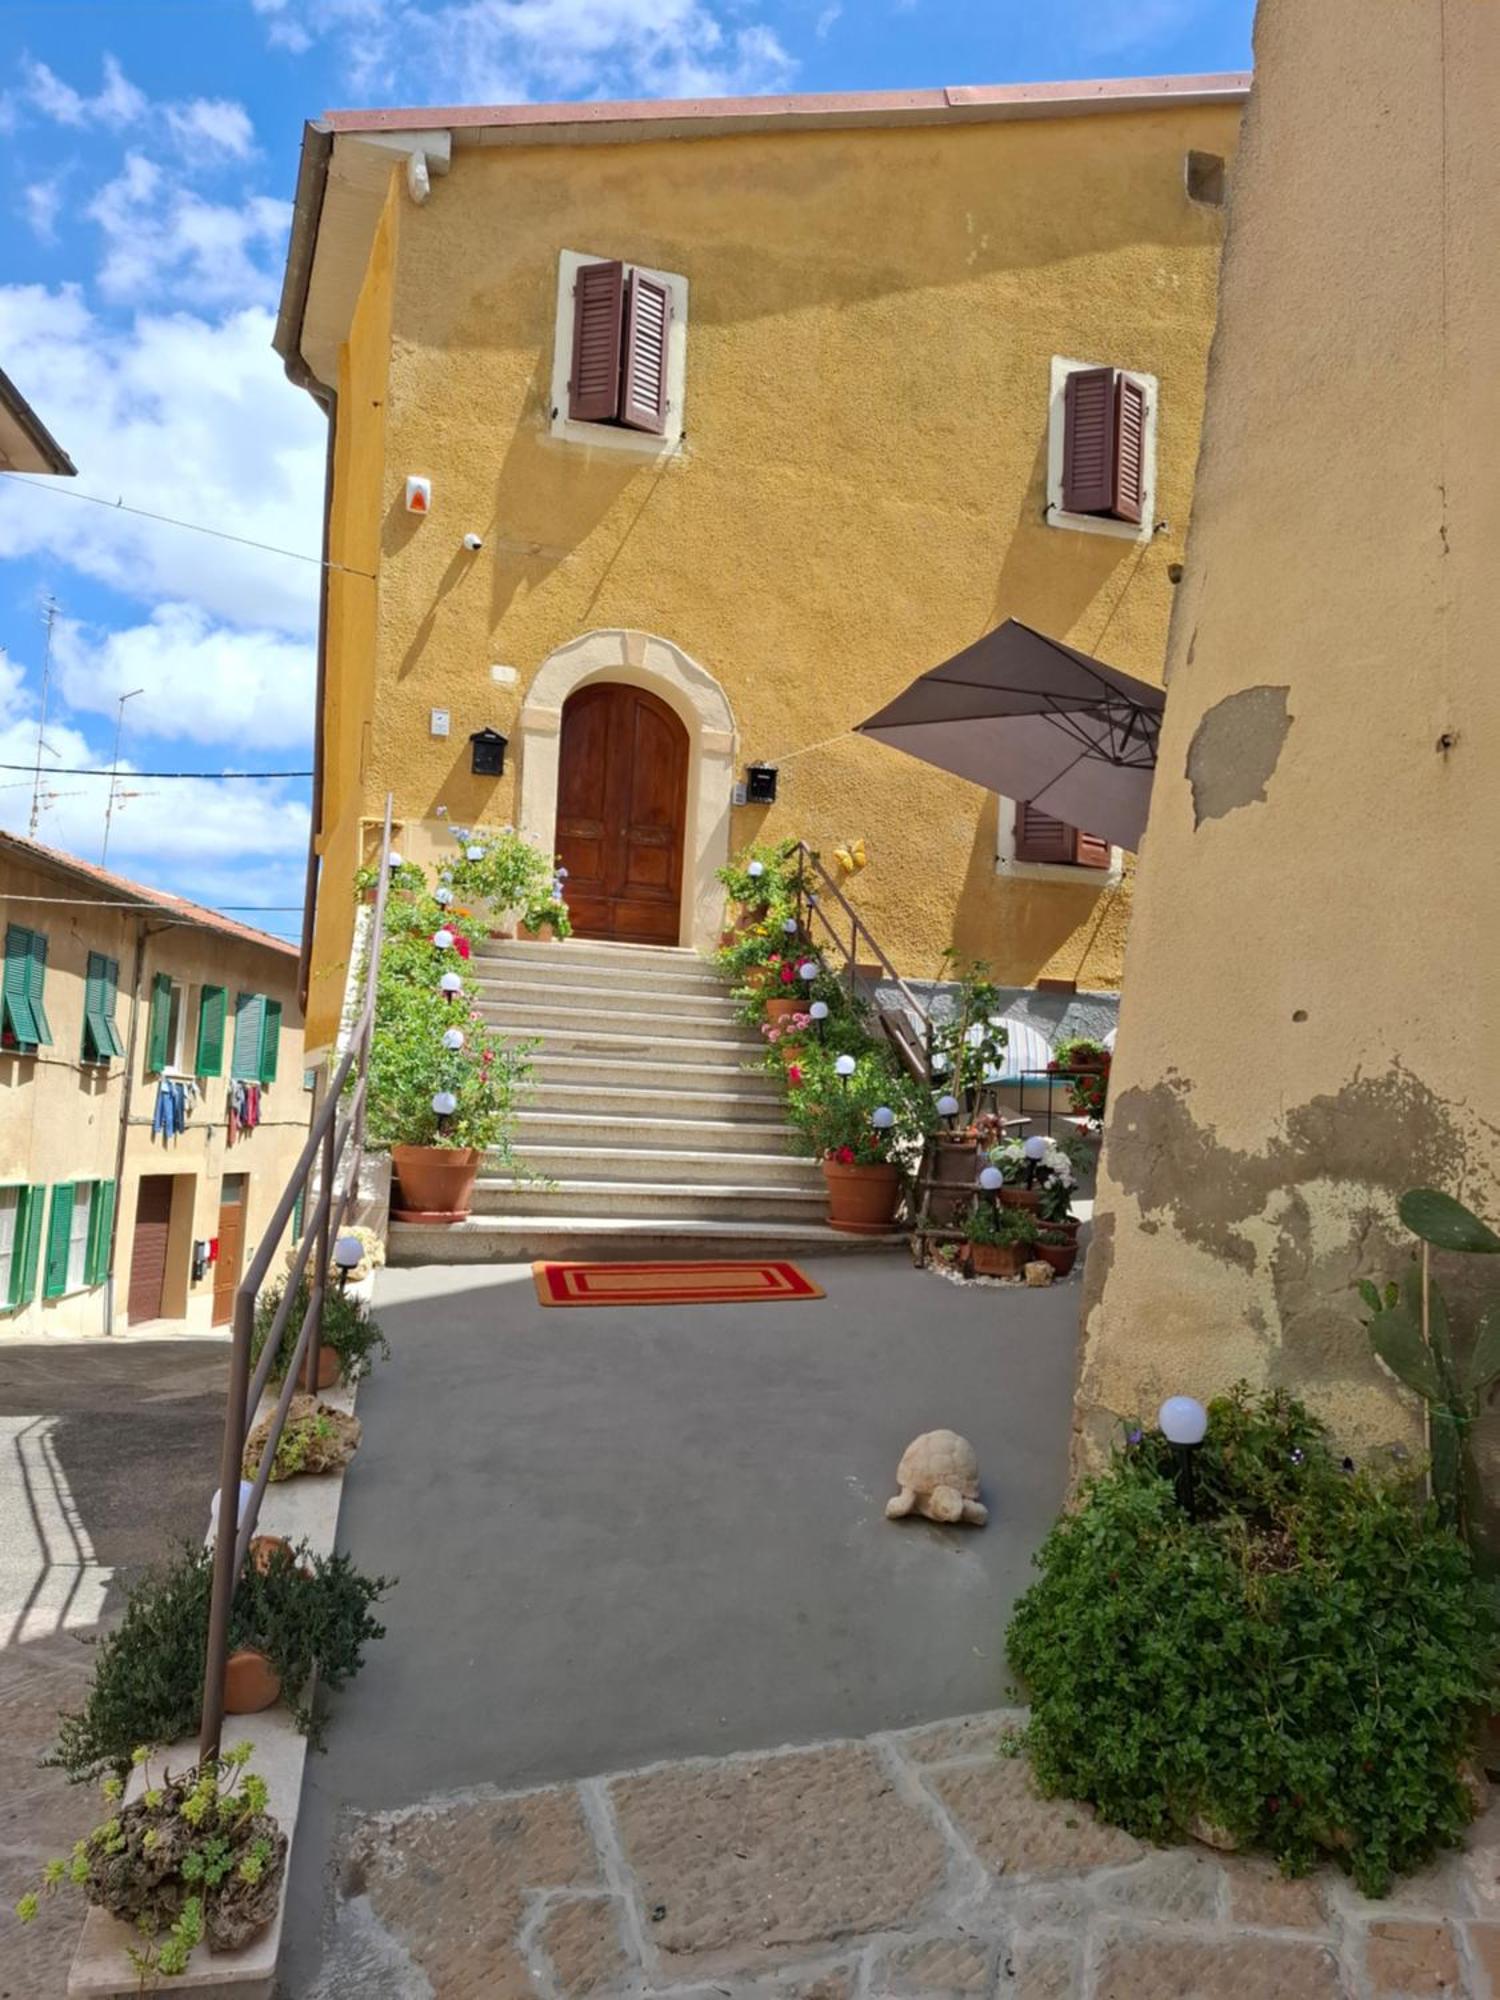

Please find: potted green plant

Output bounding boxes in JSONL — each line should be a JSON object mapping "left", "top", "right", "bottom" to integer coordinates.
{"left": 716, "top": 839, "right": 801, "bottom": 940}
{"left": 1034, "top": 1226, "right": 1079, "bottom": 1277}
{"left": 965, "top": 1201, "right": 1039, "bottom": 1277}
{"left": 243, "top": 1394, "right": 360, "bottom": 1483}
{"left": 1050, "top": 1034, "right": 1111, "bottom": 1125}
{"left": 252, "top": 1278, "right": 389, "bottom": 1391}
{"left": 989, "top": 1134, "right": 1081, "bottom": 1216}
{"left": 785, "top": 1049, "right": 934, "bottom": 1233}
{"left": 519, "top": 894, "right": 573, "bottom": 942}
{"left": 19, "top": 1742, "right": 287, "bottom": 1984}
{"left": 448, "top": 825, "right": 554, "bottom": 938}
{"left": 48, "top": 1543, "right": 391, "bottom": 1784}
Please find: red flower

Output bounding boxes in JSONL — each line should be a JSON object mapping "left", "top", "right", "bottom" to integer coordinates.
{"left": 454, "top": 934, "right": 471, "bottom": 960}
{"left": 787, "top": 1064, "right": 802, "bottom": 1085}
{"left": 835, "top": 1144, "right": 855, "bottom": 1165}
{"left": 780, "top": 964, "right": 794, "bottom": 984}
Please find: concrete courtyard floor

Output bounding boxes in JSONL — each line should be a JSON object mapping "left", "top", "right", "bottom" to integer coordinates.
{"left": 0, "top": 1336, "right": 229, "bottom": 2000}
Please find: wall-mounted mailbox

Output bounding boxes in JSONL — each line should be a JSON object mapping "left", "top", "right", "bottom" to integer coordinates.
{"left": 746, "top": 763, "right": 778, "bottom": 804}
{"left": 469, "top": 727, "right": 508, "bottom": 777}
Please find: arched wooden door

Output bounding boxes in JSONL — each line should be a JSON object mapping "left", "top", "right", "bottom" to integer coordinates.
{"left": 556, "top": 682, "right": 688, "bottom": 944}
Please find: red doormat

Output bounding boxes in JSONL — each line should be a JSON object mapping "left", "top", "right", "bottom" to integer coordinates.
{"left": 532, "top": 1260, "right": 826, "bottom": 1307}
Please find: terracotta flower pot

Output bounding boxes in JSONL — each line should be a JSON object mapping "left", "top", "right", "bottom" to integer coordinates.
{"left": 391, "top": 1144, "right": 482, "bottom": 1222}
{"left": 223, "top": 1648, "right": 281, "bottom": 1715}
{"left": 248, "top": 1535, "right": 293, "bottom": 1574}
{"left": 312, "top": 1344, "right": 342, "bottom": 1390}
{"left": 764, "top": 996, "right": 802, "bottom": 1023}
{"left": 822, "top": 1159, "right": 901, "bottom": 1235}
{"left": 1035, "top": 1240, "right": 1079, "bottom": 1277}
{"left": 777, "top": 1043, "right": 807, "bottom": 1067}
{"left": 488, "top": 922, "right": 516, "bottom": 940}
{"left": 969, "top": 1240, "right": 1030, "bottom": 1278}
{"left": 521, "top": 921, "right": 555, "bottom": 942}
{"left": 999, "top": 1185, "right": 1041, "bottom": 1210}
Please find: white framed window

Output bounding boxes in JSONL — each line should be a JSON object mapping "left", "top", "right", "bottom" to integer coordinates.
{"left": 549, "top": 249, "right": 688, "bottom": 455}
{"left": 996, "top": 798, "right": 1124, "bottom": 886}
{"left": 66, "top": 1180, "right": 94, "bottom": 1293}
{"left": 164, "top": 982, "right": 187, "bottom": 1072}
{"left": 1046, "top": 354, "right": 1158, "bottom": 543}
{"left": 0, "top": 1187, "right": 19, "bottom": 1305}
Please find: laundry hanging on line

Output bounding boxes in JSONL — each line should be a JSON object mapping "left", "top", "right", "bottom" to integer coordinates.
{"left": 228, "top": 1079, "right": 262, "bottom": 1143}
{"left": 151, "top": 1076, "right": 198, "bottom": 1144}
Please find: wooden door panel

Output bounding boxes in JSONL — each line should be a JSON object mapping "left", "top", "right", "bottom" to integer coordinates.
{"left": 556, "top": 683, "right": 688, "bottom": 944}
{"left": 128, "top": 1175, "right": 173, "bottom": 1325}
{"left": 212, "top": 1176, "right": 246, "bottom": 1328}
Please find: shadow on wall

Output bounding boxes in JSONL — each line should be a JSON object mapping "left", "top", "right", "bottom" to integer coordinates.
{"left": 948, "top": 795, "right": 1126, "bottom": 986}
{"left": 988, "top": 434, "right": 1138, "bottom": 651}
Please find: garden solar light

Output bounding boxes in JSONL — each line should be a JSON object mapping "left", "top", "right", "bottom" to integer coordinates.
{"left": 872, "top": 1105, "right": 895, "bottom": 1129}
{"left": 979, "top": 1165, "right": 1003, "bottom": 1192}
{"left": 433, "top": 928, "right": 454, "bottom": 949}
{"left": 439, "top": 970, "right": 463, "bottom": 996}
{"left": 1023, "top": 1135, "right": 1049, "bottom": 1159}
{"left": 387, "top": 850, "right": 402, "bottom": 869}
{"left": 747, "top": 859, "right": 765, "bottom": 878}
{"left": 467, "top": 845, "right": 485, "bottom": 860}
{"left": 937, "top": 1093, "right": 960, "bottom": 1125}
{"left": 1159, "top": 1395, "right": 1209, "bottom": 1522}
{"left": 434, "top": 887, "right": 453, "bottom": 906}
{"left": 835, "top": 1053, "right": 856, "bottom": 1078}
{"left": 334, "top": 1235, "right": 364, "bottom": 1291}
{"left": 432, "top": 1089, "right": 458, "bottom": 1128}
{"left": 798, "top": 960, "right": 818, "bottom": 982}
{"left": 809, "top": 1000, "right": 828, "bottom": 1020}
{"left": 783, "top": 917, "right": 798, "bottom": 934}
{"left": 442, "top": 1027, "right": 465, "bottom": 1050}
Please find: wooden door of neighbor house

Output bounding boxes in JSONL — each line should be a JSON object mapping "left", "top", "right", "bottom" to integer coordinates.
{"left": 213, "top": 1174, "right": 247, "bottom": 1327}
{"left": 556, "top": 682, "right": 688, "bottom": 945}
{"left": 128, "top": 1174, "right": 173, "bottom": 1325}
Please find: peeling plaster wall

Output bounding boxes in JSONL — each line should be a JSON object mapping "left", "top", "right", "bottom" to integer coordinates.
{"left": 1076, "top": 0, "right": 1500, "bottom": 1479}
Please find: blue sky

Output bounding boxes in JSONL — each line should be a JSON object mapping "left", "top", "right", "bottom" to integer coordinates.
{"left": 0, "top": 0, "right": 1254, "bottom": 940}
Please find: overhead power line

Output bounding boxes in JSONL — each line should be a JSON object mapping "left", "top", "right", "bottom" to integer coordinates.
{"left": 0, "top": 761, "right": 312, "bottom": 779}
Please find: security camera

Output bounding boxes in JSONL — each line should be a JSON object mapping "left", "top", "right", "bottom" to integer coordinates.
{"left": 462, "top": 532, "right": 483, "bottom": 552}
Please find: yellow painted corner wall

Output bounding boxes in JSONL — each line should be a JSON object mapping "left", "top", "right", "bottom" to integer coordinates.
{"left": 306, "top": 175, "right": 399, "bottom": 1052}
{"left": 332, "top": 107, "right": 1236, "bottom": 986}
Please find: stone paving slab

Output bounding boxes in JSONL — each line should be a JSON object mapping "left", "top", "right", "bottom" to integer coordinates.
{"left": 308, "top": 1709, "right": 1500, "bottom": 1999}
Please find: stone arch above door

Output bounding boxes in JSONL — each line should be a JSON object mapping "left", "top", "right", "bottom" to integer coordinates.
{"left": 516, "top": 630, "right": 738, "bottom": 954}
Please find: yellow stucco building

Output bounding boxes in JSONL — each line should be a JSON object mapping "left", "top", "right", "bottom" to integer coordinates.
{"left": 0, "top": 834, "right": 310, "bottom": 1338}
{"left": 275, "top": 75, "right": 1246, "bottom": 1054}
{"left": 1075, "top": 0, "right": 1500, "bottom": 1481}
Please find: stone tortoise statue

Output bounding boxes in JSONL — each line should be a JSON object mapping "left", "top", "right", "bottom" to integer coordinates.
{"left": 886, "top": 1429, "right": 988, "bottom": 1527}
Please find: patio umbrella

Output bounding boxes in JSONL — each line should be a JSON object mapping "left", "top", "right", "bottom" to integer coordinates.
{"left": 856, "top": 619, "right": 1163, "bottom": 853}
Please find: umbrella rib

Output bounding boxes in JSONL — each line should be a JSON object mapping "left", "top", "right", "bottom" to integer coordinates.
{"left": 1022, "top": 736, "right": 1108, "bottom": 817}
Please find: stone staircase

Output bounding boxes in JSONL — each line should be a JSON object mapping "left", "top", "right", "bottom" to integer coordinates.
{"left": 388, "top": 935, "right": 892, "bottom": 1262}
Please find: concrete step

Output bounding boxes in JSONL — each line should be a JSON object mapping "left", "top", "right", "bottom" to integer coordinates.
{"left": 470, "top": 975, "right": 742, "bottom": 1020}
{"left": 471, "top": 938, "right": 720, "bottom": 984}
{"left": 478, "top": 1002, "right": 758, "bottom": 1047}
{"left": 515, "top": 1109, "right": 800, "bottom": 1154}
{"left": 389, "top": 1213, "right": 901, "bottom": 1263}
{"left": 505, "top": 1143, "right": 821, "bottom": 1188}
{"left": 522, "top": 1078, "right": 787, "bottom": 1122}
{"left": 473, "top": 1177, "right": 827, "bottom": 1224}
{"left": 495, "top": 1022, "right": 765, "bottom": 1062}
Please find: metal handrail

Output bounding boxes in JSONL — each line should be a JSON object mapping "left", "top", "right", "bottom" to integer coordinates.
{"left": 792, "top": 841, "right": 933, "bottom": 1049}
{"left": 198, "top": 795, "right": 393, "bottom": 1760}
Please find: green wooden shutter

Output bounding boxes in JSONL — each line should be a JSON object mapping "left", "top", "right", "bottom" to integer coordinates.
{"left": 2, "top": 926, "right": 41, "bottom": 1047}
{"left": 290, "top": 1184, "right": 306, "bottom": 1242}
{"left": 146, "top": 973, "right": 173, "bottom": 1073}
{"left": 15, "top": 1186, "right": 45, "bottom": 1306}
{"left": 87, "top": 1181, "right": 116, "bottom": 1285}
{"left": 258, "top": 998, "right": 282, "bottom": 1084}
{"left": 196, "top": 985, "right": 226, "bottom": 1077}
{"left": 231, "top": 991, "right": 263, "bottom": 1079}
{"left": 82, "top": 953, "right": 125, "bottom": 1064}
{"left": 81, "top": 954, "right": 100, "bottom": 1061}
{"left": 42, "top": 1184, "right": 74, "bottom": 1300}
{"left": 26, "top": 931, "right": 52, "bottom": 1045}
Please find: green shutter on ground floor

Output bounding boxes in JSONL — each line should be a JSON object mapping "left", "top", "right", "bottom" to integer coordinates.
{"left": 14, "top": 1185, "right": 45, "bottom": 1307}
{"left": 42, "top": 1184, "right": 74, "bottom": 1300}
{"left": 86, "top": 1180, "right": 116, "bottom": 1286}
{"left": 196, "top": 985, "right": 226, "bottom": 1076}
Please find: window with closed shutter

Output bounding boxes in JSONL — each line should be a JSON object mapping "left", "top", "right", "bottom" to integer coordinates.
{"left": 82, "top": 952, "right": 125, "bottom": 1065}
{"left": 258, "top": 997, "right": 282, "bottom": 1084}
{"left": 12, "top": 1186, "right": 45, "bottom": 1307}
{"left": 556, "top": 252, "right": 686, "bottom": 447}
{"left": 1015, "top": 801, "right": 1112, "bottom": 870}
{"left": 232, "top": 991, "right": 265, "bottom": 1080}
{"left": 568, "top": 260, "right": 625, "bottom": 422}
{"left": 86, "top": 1180, "right": 116, "bottom": 1286}
{"left": 146, "top": 973, "right": 173, "bottom": 1073}
{"left": 43, "top": 1184, "right": 74, "bottom": 1300}
{"left": 2, "top": 925, "right": 50, "bottom": 1051}
{"left": 1058, "top": 364, "right": 1152, "bottom": 526}
{"left": 196, "top": 985, "right": 226, "bottom": 1077}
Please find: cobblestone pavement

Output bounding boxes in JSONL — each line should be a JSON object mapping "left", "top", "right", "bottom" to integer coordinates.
{"left": 311, "top": 1710, "right": 1500, "bottom": 2000}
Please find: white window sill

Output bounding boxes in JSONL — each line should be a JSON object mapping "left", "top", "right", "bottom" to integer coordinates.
{"left": 545, "top": 416, "right": 685, "bottom": 459}
{"left": 996, "top": 859, "right": 1123, "bottom": 887}
{"left": 1044, "top": 502, "right": 1148, "bottom": 543}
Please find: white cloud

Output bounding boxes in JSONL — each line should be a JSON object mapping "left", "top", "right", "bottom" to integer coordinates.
{"left": 22, "top": 53, "right": 146, "bottom": 131}
{"left": 87, "top": 153, "right": 290, "bottom": 307}
{"left": 18, "top": 54, "right": 256, "bottom": 162}
{"left": 815, "top": 5, "right": 841, "bottom": 37}
{"left": 0, "top": 285, "right": 326, "bottom": 637}
{"left": 0, "top": 652, "right": 309, "bottom": 911}
{"left": 23, "top": 177, "right": 63, "bottom": 243}
{"left": 53, "top": 606, "right": 315, "bottom": 753}
{"left": 252, "top": 0, "right": 796, "bottom": 102}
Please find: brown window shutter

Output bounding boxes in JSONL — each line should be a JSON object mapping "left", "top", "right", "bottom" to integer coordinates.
{"left": 1015, "top": 801, "right": 1075, "bottom": 863}
{"left": 1061, "top": 366, "right": 1116, "bottom": 514}
{"left": 619, "top": 271, "right": 671, "bottom": 433}
{"left": 1112, "top": 372, "right": 1148, "bottom": 524}
{"left": 1072, "top": 828, "right": 1113, "bottom": 869}
{"left": 568, "top": 261, "right": 625, "bottom": 422}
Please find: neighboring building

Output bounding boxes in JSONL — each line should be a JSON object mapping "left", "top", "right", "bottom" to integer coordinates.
{"left": 274, "top": 74, "right": 1246, "bottom": 1054}
{"left": 0, "top": 364, "right": 75, "bottom": 476}
{"left": 0, "top": 833, "right": 309, "bottom": 1337}
{"left": 1075, "top": 1, "right": 1500, "bottom": 1474}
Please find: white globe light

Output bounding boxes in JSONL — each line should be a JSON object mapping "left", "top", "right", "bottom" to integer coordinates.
{"left": 798, "top": 960, "right": 818, "bottom": 981}
{"left": 467, "top": 844, "right": 485, "bottom": 860}
{"left": 809, "top": 1001, "right": 829, "bottom": 1021}
{"left": 387, "top": 851, "right": 402, "bottom": 869}
{"left": 979, "top": 1166, "right": 1004, "bottom": 1191}
{"left": 937, "top": 1094, "right": 960, "bottom": 1118}
{"left": 1023, "top": 1135, "right": 1049, "bottom": 1161}
{"left": 439, "top": 970, "right": 463, "bottom": 995}
{"left": 442, "top": 1027, "right": 465, "bottom": 1050}
{"left": 434, "top": 887, "right": 453, "bottom": 906}
{"left": 432, "top": 1089, "right": 459, "bottom": 1117}
{"left": 931, "top": 1053, "right": 949, "bottom": 1072}
{"left": 440, "top": 870, "right": 453, "bottom": 884}
{"left": 333, "top": 1234, "right": 364, "bottom": 1271}
{"left": 1159, "top": 1396, "right": 1208, "bottom": 1447}
{"left": 834, "top": 1054, "right": 856, "bottom": 1077}
{"left": 433, "top": 928, "right": 454, "bottom": 950}
{"left": 782, "top": 918, "right": 798, "bottom": 934}
{"left": 747, "top": 860, "right": 765, "bottom": 878}
{"left": 871, "top": 1106, "right": 895, "bottom": 1129}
